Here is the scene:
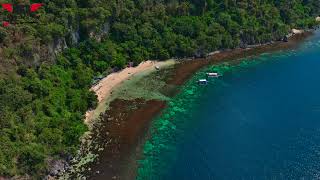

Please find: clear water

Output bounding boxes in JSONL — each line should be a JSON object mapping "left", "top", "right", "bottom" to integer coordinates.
{"left": 137, "top": 31, "right": 320, "bottom": 180}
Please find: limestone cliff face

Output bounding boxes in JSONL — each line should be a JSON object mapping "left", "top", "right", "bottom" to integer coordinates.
{"left": 49, "top": 19, "right": 110, "bottom": 56}
{"left": 49, "top": 38, "right": 68, "bottom": 56}
{"left": 69, "top": 27, "right": 80, "bottom": 45}
{"left": 88, "top": 22, "right": 110, "bottom": 42}
{"left": 36, "top": 19, "right": 110, "bottom": 66}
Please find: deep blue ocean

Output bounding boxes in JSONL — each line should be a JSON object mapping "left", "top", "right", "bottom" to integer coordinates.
{"left": 137, "top": 30, "right": 320, "bottom": 180}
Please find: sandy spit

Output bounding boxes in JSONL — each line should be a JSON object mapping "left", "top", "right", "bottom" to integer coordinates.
{"left": 84, "top": 60, "right": 175, "bottom": 125}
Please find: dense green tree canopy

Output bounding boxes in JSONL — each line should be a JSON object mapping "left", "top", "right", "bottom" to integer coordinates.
{"left": 0, "top": 0, "right": 319, "bottom": 178}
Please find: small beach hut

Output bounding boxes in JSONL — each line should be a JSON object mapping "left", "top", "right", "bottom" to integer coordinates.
{"left": 128, "top": 62, "right": 134, "bottom": 67}
{"left": 96, "top": 75, "right": 104, "bottom": 80}
{"left": 198, "top": 79, "right": 208, "bottom": 85}
{"left": 91, "top": 75, "right": 104, "bottom": 85}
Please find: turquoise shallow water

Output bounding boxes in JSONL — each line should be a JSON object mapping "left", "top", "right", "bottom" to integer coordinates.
{"left": 137, "top": 31, "right": 320, "bottom": 180}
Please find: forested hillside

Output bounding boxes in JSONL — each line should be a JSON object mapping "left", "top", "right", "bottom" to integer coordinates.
{"left": 0, "top": 0, "right": 319, "bottom": 178}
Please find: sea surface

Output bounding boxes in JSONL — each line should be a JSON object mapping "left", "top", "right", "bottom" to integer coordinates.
{"left": 136, "top": 30, "right": 320, "bottom": 180}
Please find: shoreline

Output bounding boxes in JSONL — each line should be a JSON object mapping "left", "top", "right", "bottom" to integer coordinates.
{"left": 84, "top": 60, "right": 176, "bottom": 127}
{"left": 62, "top": 31, "right": 313, "bottom": 179}
{"left": 85, "top": 30, "right": 312, "bottom": 126}
{"left": 168, "top": 31, "right": 312, "bottom": 86}
{"left": 58, "top": 60, "right": 176, "bottom": 179}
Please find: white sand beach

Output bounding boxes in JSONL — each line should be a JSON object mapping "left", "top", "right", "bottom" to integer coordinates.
{"left": 85, "top": 60, "right": 176, "bottom": 125}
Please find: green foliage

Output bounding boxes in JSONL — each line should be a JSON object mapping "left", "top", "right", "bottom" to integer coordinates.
{"left": 0, "top": 0, "right": 319, "bottom": 178}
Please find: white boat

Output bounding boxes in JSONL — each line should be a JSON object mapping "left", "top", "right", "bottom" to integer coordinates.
{"left": 206, "top": 72, "right": 220, "bottom": 78}
{"left": 198, "top": 79, "right": 208, "bottom": 85}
